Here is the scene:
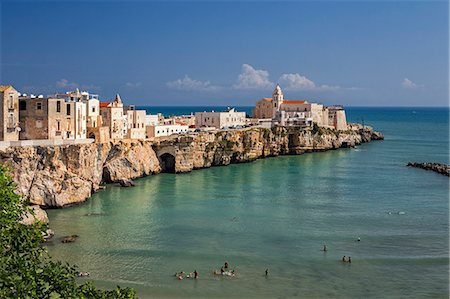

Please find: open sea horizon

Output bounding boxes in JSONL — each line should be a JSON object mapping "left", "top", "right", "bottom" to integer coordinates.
{"left": 46, "top": 107, "right": 449, "bottom": 298}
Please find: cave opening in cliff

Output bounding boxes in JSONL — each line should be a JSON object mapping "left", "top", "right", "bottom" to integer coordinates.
{"left": 160, "top": 153, "right": 176, "bottom": 173}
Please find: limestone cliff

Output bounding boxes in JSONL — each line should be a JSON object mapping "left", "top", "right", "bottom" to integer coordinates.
{"left": 0, "top": 141, "right": 161, "bottom": 208}
{"left": 153, "top": 124, "right": 383, "bottom": 173}
{"left": 0, "top": 124, "right": 383, "bottom": 211}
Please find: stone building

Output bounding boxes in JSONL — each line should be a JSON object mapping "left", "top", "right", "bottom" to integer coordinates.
{"left": 253, "top": 85, "right": 347, "bottom": 130}
{"left": 195, "top": 107, "right": 246, "bottom": 129}
{"left": 0, "top": 85, "right": 20, "bottom": 141}
{"left": 55, "top": 89, "right": 100, "bottom": 129}
{"left": 124, "top": 105, "right": 146, "bottom": 139}
{"left": 146, "top": 124, "right": 189, "bottom": 138}
{"left": 327, "top": 106, "right": 348, "bottom": 131}
{"left": 19, "top": 95, "right": 87, "bottom": 140}
{"left": 100, "top": 94, "right": 125, "bottom": 140}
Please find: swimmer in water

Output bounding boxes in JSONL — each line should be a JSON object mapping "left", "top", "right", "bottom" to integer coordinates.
{"left": 323, "top": 244, "right": 327, "bottom": 252}
{"left": 265, "top": 269, "right": 269, "bottom": 276}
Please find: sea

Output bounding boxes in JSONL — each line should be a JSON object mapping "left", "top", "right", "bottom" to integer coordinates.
{"left": 46, "top": 107, "right": 449, "bottom": 298}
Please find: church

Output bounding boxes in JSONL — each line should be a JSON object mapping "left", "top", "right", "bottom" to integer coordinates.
{"left": 253, "top": 84, "right": 347, "bottom": 130}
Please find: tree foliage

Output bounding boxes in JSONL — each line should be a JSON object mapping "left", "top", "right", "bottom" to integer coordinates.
{"left": 0, "top": 164, "right": 136, "bottom": 298}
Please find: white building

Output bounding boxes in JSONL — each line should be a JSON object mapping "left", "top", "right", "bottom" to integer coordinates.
{"left": 124, "top": 105, "right": 146, "bottom": 139}
{"left": 195, "top": 107, "right": 246, "bottom": 129}
{"left": 146, "top": 124, "right": 189, "bottom": 138}
{"left": 145, "top": 114, "right": 159, "bottom": 126}
{"left": 86, "top": 94, "right": 100, "bottom": 128}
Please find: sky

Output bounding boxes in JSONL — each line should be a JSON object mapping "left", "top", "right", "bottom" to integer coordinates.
{"left": 1, "top": 0, "right": 448, "bottom": 107}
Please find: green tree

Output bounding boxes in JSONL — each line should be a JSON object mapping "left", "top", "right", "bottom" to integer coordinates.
{"left": 0, "top": 164, "right": 136, "bottom": 298}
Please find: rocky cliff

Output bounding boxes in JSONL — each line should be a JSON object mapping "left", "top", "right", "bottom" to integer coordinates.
{"left": 0, "top": 124, "right": 383, "bottom": 214}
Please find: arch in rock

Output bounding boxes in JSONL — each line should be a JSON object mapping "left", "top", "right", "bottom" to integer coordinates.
{"left": 159, "top": 153, "right": 176, "bottom": 173}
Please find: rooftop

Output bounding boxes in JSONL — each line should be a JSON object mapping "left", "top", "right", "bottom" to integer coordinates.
{"left": 0, "top": 85, "right": 13, "bottom": 92}
{"left": 282, "top": 100, "right": 307, "bottom": 105}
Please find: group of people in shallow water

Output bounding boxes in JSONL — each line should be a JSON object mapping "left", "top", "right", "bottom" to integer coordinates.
{"left": 215, "top": 261, "right": 236, "bottom": 277}
{"left": 174, "top": 241, "right": 359, "bottom": 281}
{"left": 174, "top": 270, "right": 199, "bottom": 280}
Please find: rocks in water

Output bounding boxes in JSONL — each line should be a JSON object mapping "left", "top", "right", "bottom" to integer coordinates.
{"left": 118, "top": 179, "right": 136, "bottom": 187}
{"left": 61, "top": 234, "right": 79, "bottom": 243}
{"left": 83, "top": 212, "right": 105, "bottom": 216}
{"left": 406, "top": 162, "right": 450, "bottom": 177}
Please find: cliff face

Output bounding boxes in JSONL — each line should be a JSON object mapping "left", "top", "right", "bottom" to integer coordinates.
{"left": 153, "top": 124, "right": 383, "bottom": 173}
{"left": 0, "top": 124, "right": 383, "bottom": 210}
{"left": 0, "top": 141, "right": 161, "bottom": 207}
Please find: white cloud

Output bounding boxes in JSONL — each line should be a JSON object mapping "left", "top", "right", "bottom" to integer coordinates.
{"left": 233, "top": 64, "right": 273, "bottom": 90}
{"left": 56, "top": 78, "right": 78, "bottom": 90}
{"left": 55, "top": 79, "right": 100, "bottom": 91}
{"left": 278, "top": 73, "right": 358, "bottom": 92}
{"left": 125, "top": 82, "right": 142, "bottom": 88}
{"left": 166, "top": 75, "right": 221, "bottom": 91}
{"left": 278, "top": 73, "right": 316, "bottom": 90}
{"left": 402, "top": 78, "right": 418, "bottom": 89}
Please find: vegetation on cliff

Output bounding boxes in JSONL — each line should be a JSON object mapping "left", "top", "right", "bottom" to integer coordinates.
{"left": 0, "top": 165, "right": 137, "bottom": 298}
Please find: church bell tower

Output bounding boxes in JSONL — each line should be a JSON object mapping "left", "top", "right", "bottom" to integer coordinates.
{"left": 272, "top": 84, "right": 284, "bottom": 118}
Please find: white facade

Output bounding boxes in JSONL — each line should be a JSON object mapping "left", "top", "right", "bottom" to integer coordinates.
{"left": 73, "top": 101, "right": 87, "bottom": 139}
{"left": 86, "top": 98, "right": 100, "bottom": 128}
{"left": 146, "top": 124, "right": 189, "bottom": 138}
{"left": 195, "top": 108, "right": 246, "bottom": 129}
{"left": 145, "top": 114, "right": 159, "bottom": 126}
{"left": 124, "top": 106, "right": 146, "bottom": 139}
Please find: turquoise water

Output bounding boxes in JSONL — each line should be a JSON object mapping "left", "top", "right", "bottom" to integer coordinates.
{"left": 46, "top": 107, "right": 449, "bottom": 298}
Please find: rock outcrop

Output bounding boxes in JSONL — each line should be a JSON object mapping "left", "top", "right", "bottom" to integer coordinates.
{"left": 406, "top": 162, "right": 450, "bottom": 177}
{"left": 20, "top": 205, "right": 49, "bottom": 225}
{"left": 0, "top": 124, "right": 383, "bottom": 211}
{"left": 0, "top": 141, "right": 161, "bottom": 208}
{"left": 153, "top": 124, "right": 383, "bottom": 173}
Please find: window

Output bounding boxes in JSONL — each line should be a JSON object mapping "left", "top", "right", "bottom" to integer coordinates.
{"left": 66, "top": 104, "right": 71, "bottom": 115}
{"left": 8, "top": 93, "right": 14, "bottom": 109}
{"left": 36, "top": 102, "right": 42, "bottom": 110}
{"left": 19, "top": 101, "right": 27, "bottom": 110}
{"left": 92, "top": 107, "right": 96, "bottom": 113}
{"left": 8, "top": 114, "right": 14, "bottom": 128}
{"left": 56, "top": 120, "right": 61, "bottom": 131}
{"left": 56, "top": 101, "right": 61, "bottom": 112}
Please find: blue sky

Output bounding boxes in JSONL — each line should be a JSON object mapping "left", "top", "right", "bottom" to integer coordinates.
{"left": 1, "top": 0, "right": 448, "bottom": 106}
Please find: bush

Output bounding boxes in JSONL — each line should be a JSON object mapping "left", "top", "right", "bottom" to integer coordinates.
{"left": 0, "top": 164, "right": 137, "bottom": 298}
